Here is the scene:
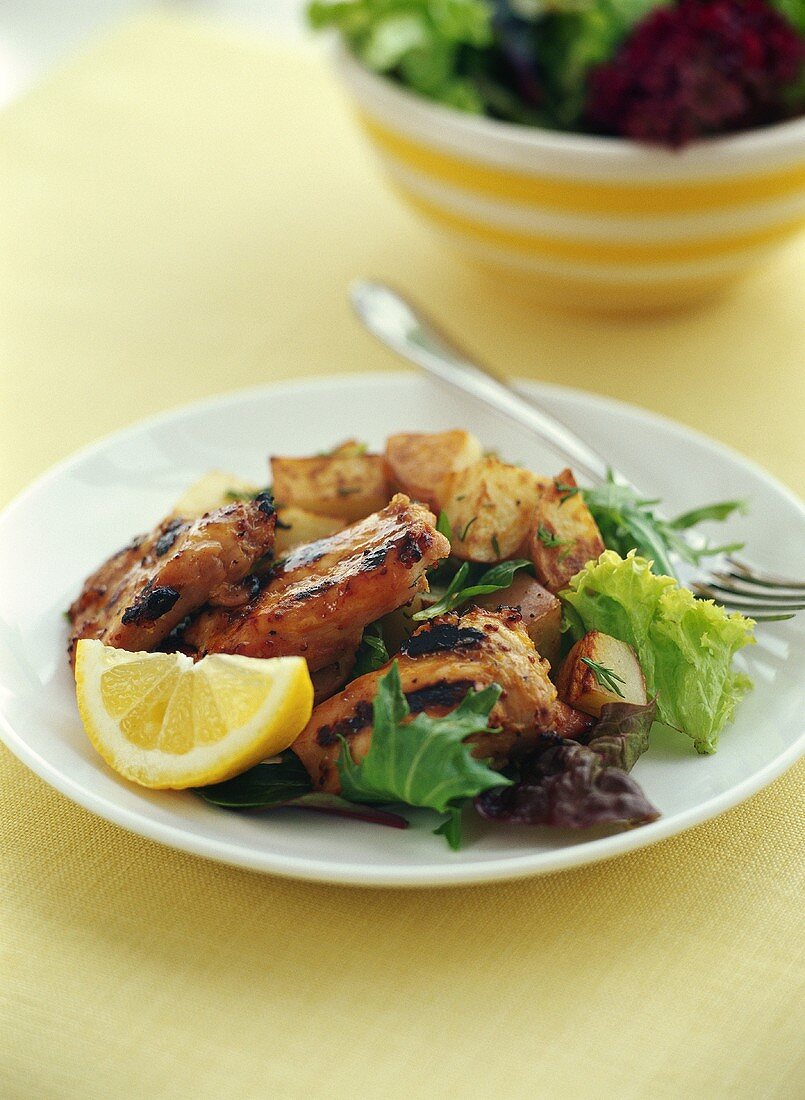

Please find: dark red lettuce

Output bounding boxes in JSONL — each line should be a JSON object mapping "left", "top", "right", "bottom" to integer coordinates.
{"left": 475, "top": 700, "right": 659, "bottom": 830}
{"left": 583, "top": 699, "right": 657, "bottom": 771}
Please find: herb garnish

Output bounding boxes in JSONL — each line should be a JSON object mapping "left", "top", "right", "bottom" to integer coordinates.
{"left": 555, "top": 481, "right": 580, "bottom": 503}
{"left": 580, "top": 657, "right": 626, "bottom": 698}
{"left": 457, "top": 516, "right": 477, "bottom": 541}
{"left": 535, "top": 524, "right": 568, "bottom": 549}
{"left": 197, "top": 751, "right": 407, "bottom": 829}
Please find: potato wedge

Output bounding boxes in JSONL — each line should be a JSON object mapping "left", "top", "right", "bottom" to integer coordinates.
{"left": 442, "top": 457, "right": 544, "bottom": 563}
{"left": 528, "top": 469, "right": 605, "bottom": 592}
{"left": 274, "top": 507, "right": 345, "bottom": 556}
{"left": 385, "top": 430, "right": 483, "bottom": 512}
{"left": 555, "top": 631, "right": 647, "bottom": 718}
{"left": 171, "top": 471, "right": 259, "bottom": 518}
{"left": 270, "top": 452, "right": 389, "bottom": 522}
{"left": 473, "top": 573, "right": 562, "bottom": 667}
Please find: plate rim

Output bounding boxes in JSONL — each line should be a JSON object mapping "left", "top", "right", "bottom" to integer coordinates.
{"left": 1, "top": 371, "right": 802, "bottom": 887}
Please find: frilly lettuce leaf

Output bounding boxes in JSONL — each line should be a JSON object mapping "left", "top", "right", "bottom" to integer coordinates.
{"left": 308, "top": 0, "right": 493, "bottom": 112}
{"left": 562, "top": 551, "right": 755, "bottom": 753}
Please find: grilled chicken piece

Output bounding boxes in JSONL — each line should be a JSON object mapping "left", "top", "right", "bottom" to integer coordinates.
{"left": 293, "top": 608, "right": 559, "bottom": 794}
{"left": 182, "top": 494, "right": 450, "bottom": 676}
{"left": 67, "top": 496, "right": 277, "bottom": 664}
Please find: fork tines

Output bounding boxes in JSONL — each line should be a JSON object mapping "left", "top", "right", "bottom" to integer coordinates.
{"left": 692, "top": 555, "right": 805, "bottom": 620}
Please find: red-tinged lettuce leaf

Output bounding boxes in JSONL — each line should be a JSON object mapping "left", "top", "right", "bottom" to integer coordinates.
{"left": 285, "top": 794, "right": 409, "bottom": 830}
{"left": 583, "top": 698, "right": 657, "bottom": 772}
{"left": 196, "top": 752, "right": 408, "bottom": 830}
{"left": 474, "top": 733, "right": 659, "bottom": 830}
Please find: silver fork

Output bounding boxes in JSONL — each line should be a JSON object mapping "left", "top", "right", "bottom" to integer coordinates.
{"left": 350, "top": 280, "right": 804, "bottom": 623}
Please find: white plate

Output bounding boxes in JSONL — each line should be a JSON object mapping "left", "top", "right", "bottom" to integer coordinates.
{"left": 1, "top": 374, "right": 803, "bottom": 887}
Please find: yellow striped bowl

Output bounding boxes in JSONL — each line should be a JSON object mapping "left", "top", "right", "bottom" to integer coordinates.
{"left": 337, "top": 48, "right": 805, "bottom": 312}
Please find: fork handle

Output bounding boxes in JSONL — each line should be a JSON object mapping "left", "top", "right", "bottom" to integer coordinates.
{"left": 350, "top": 281, "right": 613, "bottom": 487}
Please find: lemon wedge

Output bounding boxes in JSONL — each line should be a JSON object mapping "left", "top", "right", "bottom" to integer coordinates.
{"left": 74, "top": 640, "right": 314, "bottom": 789}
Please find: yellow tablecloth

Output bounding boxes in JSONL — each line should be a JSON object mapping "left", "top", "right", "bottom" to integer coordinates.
{"left": 1, "top": 13, "right": 803, "bottom": 1098}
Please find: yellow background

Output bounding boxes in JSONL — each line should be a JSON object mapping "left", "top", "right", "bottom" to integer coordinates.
{"left": 0, "top": 14, "right": 803, "bottom": 1098}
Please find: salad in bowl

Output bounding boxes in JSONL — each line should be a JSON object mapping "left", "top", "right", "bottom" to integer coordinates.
{"left": 309, "top": 1, "right": 805, "bottom": 310}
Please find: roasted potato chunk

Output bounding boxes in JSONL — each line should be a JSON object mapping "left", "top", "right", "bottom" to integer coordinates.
{"left": 555, "top": 631, "right": 647, "bottom": 718}
{"left": 271, "top": 452, "right": 389, "bottom": 522}
{"left": 385, "top": 430, "right": 483, "bottom": 512}
{"left": 442, "top": 457, "right": 544, "bottom": 563}
{"left": 171, "top": 471, "right": 259, "bottom": 518}
{"left": 528, "top": 469, "right": 605, "bottom": 592}
{"left": 274, "top": 507, "right": 345, "bottom": 555}
{"left": 473, "top": 572, "right": 562, "bottom": 667}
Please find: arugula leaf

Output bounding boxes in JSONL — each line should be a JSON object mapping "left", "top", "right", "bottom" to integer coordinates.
{"left": 582, "top": 471, "right": 746, "bottom": 578}
{"left": 669, "top": 500, "right": 748, "bottom": 531}
{"left": 413, "top": 558, "right": 532, "bottom": 620}
{"left": 351, "top": 621, "right": 390, "bottom": 679}
{"left": 433, "top": 805, "right": 464, "bottom": 850}
{"left": 197, "top": 752, "right": 408, "bottom": 828}
{"left": 472, "top": 558, "right": 533, "bottom": 587}
{"left": 337, "top": 662, "right": 508, "bottom": 824}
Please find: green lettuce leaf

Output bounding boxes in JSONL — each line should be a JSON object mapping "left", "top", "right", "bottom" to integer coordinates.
{"left": 337, "top": 661, "right": 509, "bottom": 843}
{"left": 308, "top": 0, "right": 493, "bottom": 112}
{"left": 561, "top": 551, "right": 755, "bottom": 753}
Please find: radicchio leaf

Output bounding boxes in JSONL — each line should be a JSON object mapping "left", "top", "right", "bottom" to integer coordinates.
{"left": 584, "top": 698, "right": 657, "bottom": 772}
{"left": 474, "top": 732, "right": 659, "bottom": 830}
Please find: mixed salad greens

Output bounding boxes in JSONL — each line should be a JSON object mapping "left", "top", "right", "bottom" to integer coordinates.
{"left": 309, "top": 0, "right": 805, "bottom": 146}
{"left": 198, "top": 434, "right": 755, "bottom": 850}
